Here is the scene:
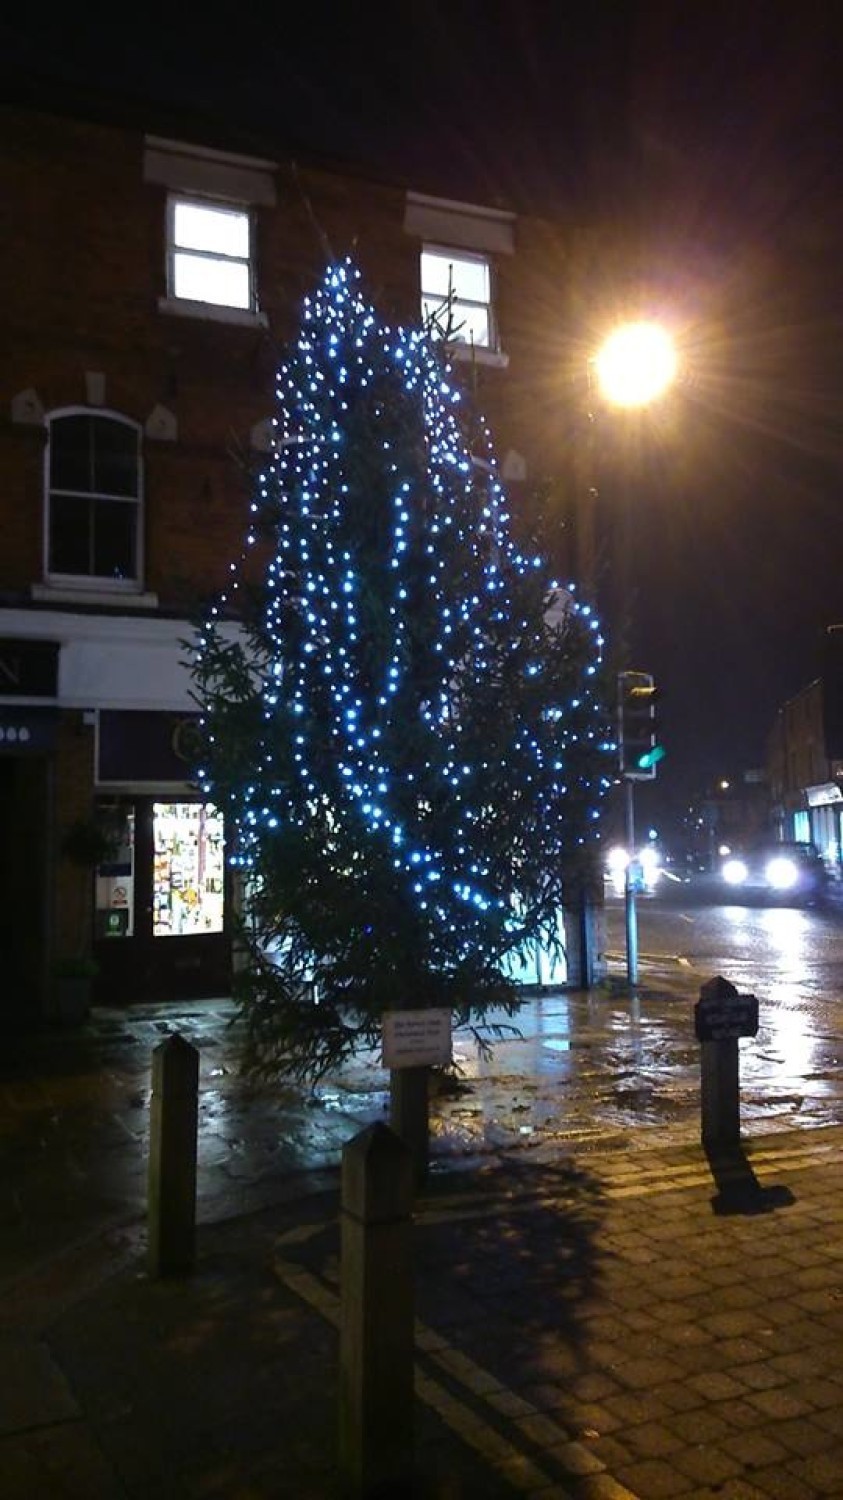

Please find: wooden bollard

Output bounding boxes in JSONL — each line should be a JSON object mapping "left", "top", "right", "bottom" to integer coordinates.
{"left": 148, "top": 1033, "right": 199, "bottom": 1277}
{"left": 339, "top": 1122, "right": 415, "bottom": 1495}
{"left": 389, "top": 1063, "right": 429, "bottom": 1190}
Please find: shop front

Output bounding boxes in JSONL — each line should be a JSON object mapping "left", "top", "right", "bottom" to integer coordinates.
{"left": 93, "top": 710, "right": 232, "bottom": 1002}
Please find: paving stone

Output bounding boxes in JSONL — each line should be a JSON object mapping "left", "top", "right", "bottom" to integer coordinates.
{"left": 745, "top": 1387, "right": 815, "bottom": 1421}
{"left": 772, "top": 1415, "right": 837, "bottom": 1457}
{"left": 788, "top": 1449, "right": 843, "bottom": 1493}
{"left": 742, "top": 1467, "right": 817, "bottom": 1500}
{"left": 514, "top": 1411, "right": 572, "bottom": 1449}
{"left": 611, "top": 1356, "right": 686, "bottom": 1391}
{"left": 571, "top": 1371, "right": 624, "bottom": 1403}
{"left": 546, "top": 1438, "right": 606, "bottom": 1476}
{"left": 601, "top": 1390, "right": 673, "bottom": 1427}
{"left": 729, "top": 1359, "right": 787, "bottom": 1391}
{"left": 686, "top": 1371, "right": 746, "bottom": 1401}
{"left": 767, "top": 1349, "right": 830, "bottom": 1381}
{"left": 813, "top": 1392, "right": 843, "bottom": 1432}
{"left": 720, "top": 1426, "right": 790, "bottom": 1467}
{"left": 699, "top": 1310, "right": 767, "bottom": 1339}
{"left": 668, "top": 1409, "right": 735, "bottom": 1445}
{"left": 671, "top": 1443, "right": 746, "bottom": 1486}
{"left": 614, "top": 1456, "right": 691, "bottom": 1498}
{"left": 650, "top": 1380, "right": 705, "bottom": 1414}
{"left": 619, "top": 1420, "right": 686, "bottom": 1459}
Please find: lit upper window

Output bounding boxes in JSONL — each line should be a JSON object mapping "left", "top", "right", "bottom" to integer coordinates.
{"left": 168, "top": 197, "right": 254, "bottom": 311}
{"left": 421, "top": 247, "right": 493, "bottom": 349}
{"left": 46, "top": 412, "right": 142, "bottom": 587}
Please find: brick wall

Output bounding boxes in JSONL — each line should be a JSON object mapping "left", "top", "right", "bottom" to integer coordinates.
{"left": 2, "top": 102, "right": 585, "bottom": 610}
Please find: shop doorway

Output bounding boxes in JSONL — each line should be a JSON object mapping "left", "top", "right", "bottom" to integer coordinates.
{"left": 0, "top": 755, "right": 50, "bottom": 1027}
{"left": 94, "top": 796, "right": 231, "bottom": 1002}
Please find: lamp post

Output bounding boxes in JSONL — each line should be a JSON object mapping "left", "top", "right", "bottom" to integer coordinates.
{"left": 587, "top": 320, "right": 677, "bottom": 986}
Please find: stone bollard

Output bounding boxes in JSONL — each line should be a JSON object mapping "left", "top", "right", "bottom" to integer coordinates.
{"left": 148, "top": 1032, "right": 199, "bottom": 1277}
{"left": 339, "top": 1121, "right": 415, "bottom": 1496}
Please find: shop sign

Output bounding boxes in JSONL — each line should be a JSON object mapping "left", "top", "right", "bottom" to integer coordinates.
{"left": 98, "top": 710, "right": 203, "bottom": 783}
{"left": 0, "top": 706, "right": 58, "bottom": 753}
{"left": 806, "top": 783, "right": 843, "bottom": 807}
{"left": 0, "top": 639, "right": 59, "bottom": 698}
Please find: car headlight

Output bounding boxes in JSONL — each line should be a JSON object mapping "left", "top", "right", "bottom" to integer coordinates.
{"left": 765, "top": 855, "right": 799, "bottom": 890}
{"left": 606, "top": 847, "right": 629, "bottom": 874}
{"left": 722, "top": 857, "right": 748, "bottom": 885}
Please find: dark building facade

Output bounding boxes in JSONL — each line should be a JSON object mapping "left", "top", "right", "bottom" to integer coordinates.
{"left": 1, "top": 102, "right": 587, "bottom": 1022}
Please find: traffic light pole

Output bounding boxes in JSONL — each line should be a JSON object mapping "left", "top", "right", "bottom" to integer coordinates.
{"left": 624, "top": 775, "right": 639, "bottom": 985}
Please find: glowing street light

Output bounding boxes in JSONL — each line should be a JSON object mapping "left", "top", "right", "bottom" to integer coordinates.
{"left": 594, "top": 321, "right": 677, "bottom": 409}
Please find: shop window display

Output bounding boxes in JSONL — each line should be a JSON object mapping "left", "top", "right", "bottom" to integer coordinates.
{"left": 153, "top": 802, "right": 225, "bottom": 936}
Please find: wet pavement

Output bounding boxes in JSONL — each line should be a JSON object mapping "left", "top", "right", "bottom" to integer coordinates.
{"left": 3, "top": 955, "right": 843, "bottom": 1285}
{"left": 2, "top": 965, "right": 843, "bottom": 1497}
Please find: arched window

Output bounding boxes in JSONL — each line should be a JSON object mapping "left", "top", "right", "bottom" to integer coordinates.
{"left": 46, "top": 411, "right": 142, "bottom": 586}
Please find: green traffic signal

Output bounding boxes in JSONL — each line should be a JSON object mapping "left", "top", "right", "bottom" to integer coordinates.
{"left": 617, "top": 669, "right": 664, "bottom": 779}
{"left": 637, "top": 744, "right": 666, "bottom": 771}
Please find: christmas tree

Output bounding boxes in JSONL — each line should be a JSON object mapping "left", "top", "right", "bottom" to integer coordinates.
{"left": 191, "top": 260, "right": 613, "bottom": 1083}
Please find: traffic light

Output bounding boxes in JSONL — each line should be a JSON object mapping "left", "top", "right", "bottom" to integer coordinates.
{"left": 618, "top": 670, "right": 664, "bottom": 779}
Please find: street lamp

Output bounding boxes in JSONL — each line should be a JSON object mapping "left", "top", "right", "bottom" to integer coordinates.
{"left": 588, "top": 319, "right": 678, "bottom": 986}
{"left": 594, "top": 321, "right": 678, "bottom": 410}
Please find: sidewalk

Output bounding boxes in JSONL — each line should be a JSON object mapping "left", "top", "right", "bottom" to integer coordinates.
{"left": 1, "top": 1116, "right": 841, "bottom": 1498}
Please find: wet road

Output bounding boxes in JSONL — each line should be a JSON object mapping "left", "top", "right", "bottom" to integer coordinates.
{"left": 2, "top": 886, "right": 842, "bottom": 1280}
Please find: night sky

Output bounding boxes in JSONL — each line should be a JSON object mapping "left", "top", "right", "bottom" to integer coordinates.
{"left": 4, "top": 2, "right": 843, "bottom": 834}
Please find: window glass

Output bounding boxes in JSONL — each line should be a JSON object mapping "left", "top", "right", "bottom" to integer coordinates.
{"left": 422, "top": 297, "right": 490, "bottom": 347}
{"left": 50, "top": 494, "right": 92, "bottom": 574}
{"left": 48, "top": 413, "right": 141, "bottom": 583}
{"left": 173, "top": 252, "right": 251, "bottom": 309}
{"left": 169, "top": 198, "right": 253, "bottom": 311}
{"left": 422, "top": 250, "right": 490, "bottom": 304}
{"left": 91, "top": 417, "right": 138, "bottom": 496}
{"left": 174, "top": 201, "right": 250, "bottom": 258}
{"left": 50, "top": 414, "right": 92, "bottom": 492}
{"left": 93, "top": 500, "right": 137, "bottom": 579}
{"left": 421, "top": 248, "right": 493, "bottom": 347}
{"left": 153, "top": 803, "right": 225, "bottom": 937}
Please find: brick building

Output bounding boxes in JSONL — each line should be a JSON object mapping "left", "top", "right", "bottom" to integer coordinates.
{"left": 1, "top": 100, "right": 590, "bottom": 1023}
{"left": 767, "top": 680, "right": 843, "bottom": 869}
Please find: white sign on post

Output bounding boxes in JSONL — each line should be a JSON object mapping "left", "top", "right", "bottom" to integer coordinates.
{"left": 382, "top": 1008, "right": 452, "bottom": 1069}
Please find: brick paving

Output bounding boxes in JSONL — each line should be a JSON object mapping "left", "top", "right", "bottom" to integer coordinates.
{"left": 1, "top": 995, "right": 842, "bottom": 1498}
{"left": 1, "top": 1117, "right": 840, "bottom": 1496}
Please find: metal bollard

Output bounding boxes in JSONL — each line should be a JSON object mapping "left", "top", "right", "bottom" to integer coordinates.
{"left": 148, "top": 1032, "right": 199, "bottom": 1277}
{"left": 339, "top": 1121, "right": 415, "bottom": 1495}
{"left": 694, "top": 976, "right": 758, "bottom": 1152}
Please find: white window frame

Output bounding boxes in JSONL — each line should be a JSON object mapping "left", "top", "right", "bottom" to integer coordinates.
{"left": 421, "top": 244, "right": 496, "bottom": 352}
{"left": 43, "top": 408, "right": 144, "bottom": 594}
{"left": 165, "top": 194, "right": 258, "bottom": 316}
{"left": 145, "top": 136, "right": 273, "bottom": 328}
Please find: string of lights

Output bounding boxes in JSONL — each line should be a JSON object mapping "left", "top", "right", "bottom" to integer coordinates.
{"left": 193, "top": 258, "right": 613, "bottom": 991}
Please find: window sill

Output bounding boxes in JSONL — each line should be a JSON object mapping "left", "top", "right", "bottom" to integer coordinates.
{"left": 32, "top": 584, "right": 160, "bottom": 610}
{"left": 157, "top": 296, "right": 268, "bottom": 328}
{"left": 448, "top": 344, "right": 509, "bottom": 370}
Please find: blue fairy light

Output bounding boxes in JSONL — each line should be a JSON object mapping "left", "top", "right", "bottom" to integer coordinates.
{"left": 193, "top": 256, "right": 612, "bottom": 967}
